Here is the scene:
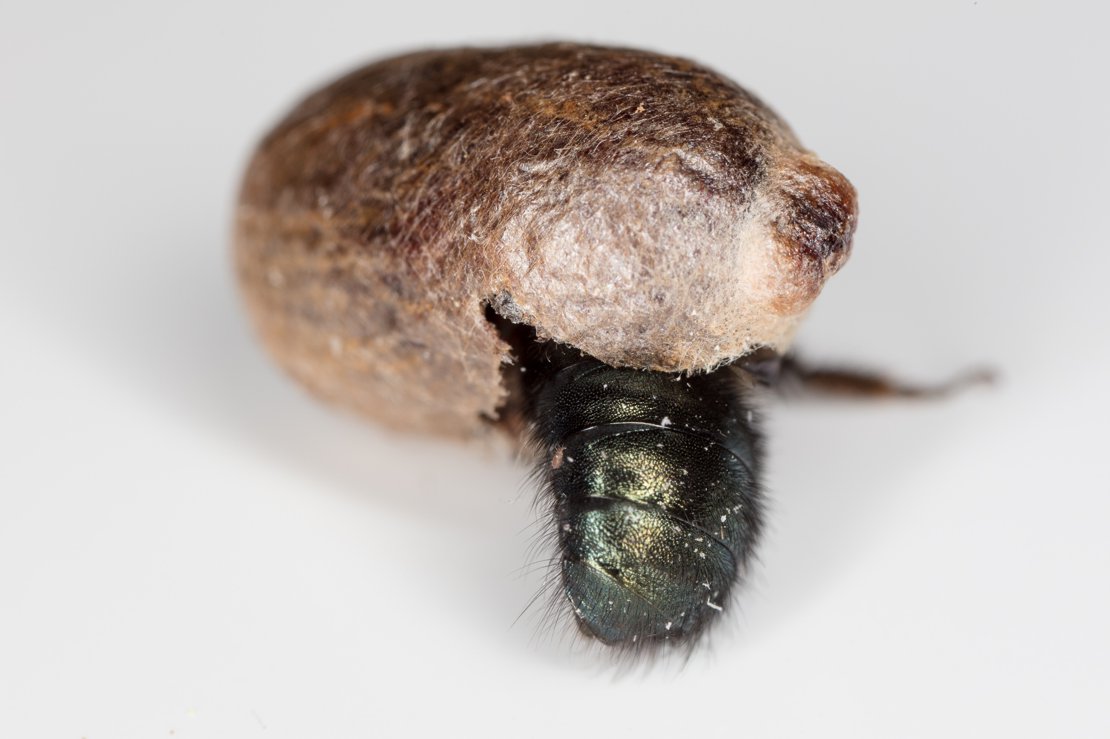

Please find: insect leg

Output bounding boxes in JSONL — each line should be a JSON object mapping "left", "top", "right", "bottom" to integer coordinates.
{"left": 745, "top": 352, "right": 995, "bottom": 399}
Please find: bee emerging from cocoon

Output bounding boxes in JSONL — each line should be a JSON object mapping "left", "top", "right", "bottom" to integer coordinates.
{"left": 234, "top": 43, "right": 988, "bottom": 654}
{"left": 501, "top": 320, "right": 764, "bottom": 648}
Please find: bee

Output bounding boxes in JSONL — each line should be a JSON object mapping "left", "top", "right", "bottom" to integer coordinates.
{"left": 234, "top": 43, "right": 983, "bottom": 651}
{"left": 501, "top": 320, "right": 764, "bottom": 646}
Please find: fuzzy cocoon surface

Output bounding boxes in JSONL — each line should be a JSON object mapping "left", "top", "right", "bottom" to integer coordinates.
{"left": 234, "top": 43, "right": 857, "bottom": 435}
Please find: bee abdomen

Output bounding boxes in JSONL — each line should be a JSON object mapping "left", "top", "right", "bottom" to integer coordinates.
{"left": 525, "top": 353, "right": 763, "bottom": 645}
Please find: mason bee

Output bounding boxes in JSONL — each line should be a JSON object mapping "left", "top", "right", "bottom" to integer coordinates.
{"left": 234, "top": 43, "right": 979, "bottom": 650}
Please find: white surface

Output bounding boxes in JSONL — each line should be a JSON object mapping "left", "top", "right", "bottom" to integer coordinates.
{"left": 2, "top": 1, "right": 1108, "bottom": 737}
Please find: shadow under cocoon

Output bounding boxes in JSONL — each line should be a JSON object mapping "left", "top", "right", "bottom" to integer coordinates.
{"left": 68, "top": 216, "right": 525, "bottom": 525}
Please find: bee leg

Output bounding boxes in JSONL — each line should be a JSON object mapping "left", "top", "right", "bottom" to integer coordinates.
{"left": 742, "top": 351, "right": 995, "bottom": 399}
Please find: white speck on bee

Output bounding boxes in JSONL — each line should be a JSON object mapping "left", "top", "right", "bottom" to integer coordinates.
{"left": 720, "top": 515, "right": 727, "bottom": 523}
{"left": 660, "top": 416, "right": 672, "bottom": 427}
{"left": 706, "top": 598, "right": 723, "bottom": 612}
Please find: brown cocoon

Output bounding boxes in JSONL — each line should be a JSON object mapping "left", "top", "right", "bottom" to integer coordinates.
{"left": 234, "top": 43, "right": 857, "bottom": 436}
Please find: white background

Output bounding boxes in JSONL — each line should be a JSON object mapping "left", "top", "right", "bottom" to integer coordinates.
{"left": 2, "top": 1, "right": 1107, "bottom": 737}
